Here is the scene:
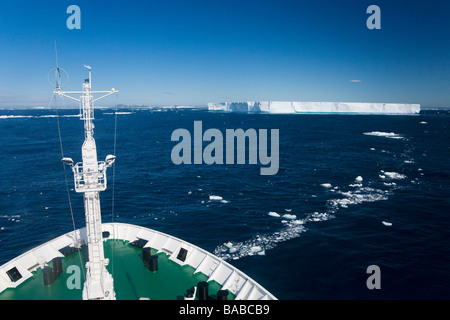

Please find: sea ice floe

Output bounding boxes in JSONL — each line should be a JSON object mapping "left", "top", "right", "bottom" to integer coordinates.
{"left": 214, "top": 219, "right": 306, "bottom": 261}
{"left": 250, "top": 246, "right": 263, "bottom": 254}
{"left": 328, "top": 187, "right": 388, "bottom": 211}
{"left": 216, "top": 174, "right": 398, "bottom": 261}
{"left": 383, "top": 172, "right": 406, "bottom": 179}
{"left": 0, "top": 214, "right": 21, "bottom": 220}
{"left": 268, "top": 211, "right": 280, "bottom": 218}
{"left": 0, "top": 114, "right": 82, "bottom": 119}
{"left": 349, "top": 183, "right": 362, "bottom": 187}
{"left": 383, "top": 182, "right": 396, "bottom": 186}
{"left": 0, "top": 115, "right": 32, "bottom": 119}
{"left": 224, "top": 242, "right": 233, "bottom": 249}
{"left": 307, "top": 212, "right": 331, "bottom": 222}
{"left": 229, "top": 247, "right": 238, "bottom": 254}
{"left": 363, "top": 131, "right": 404, "bottom": 139}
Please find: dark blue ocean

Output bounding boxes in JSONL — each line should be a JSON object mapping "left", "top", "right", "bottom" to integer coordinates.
{"left": 1, "top": 108, "right": 449, "bottom": 299}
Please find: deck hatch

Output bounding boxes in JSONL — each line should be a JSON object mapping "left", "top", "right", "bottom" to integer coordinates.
{"left": 177, "top": 248, "right": 188, "bottom": 262}
{"left": 6, "top": 267, "right": 22, "bottom": 282}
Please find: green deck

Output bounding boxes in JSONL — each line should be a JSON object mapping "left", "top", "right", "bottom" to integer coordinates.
{"left": 0, "top": 240, "right": 234, "bottom": 300}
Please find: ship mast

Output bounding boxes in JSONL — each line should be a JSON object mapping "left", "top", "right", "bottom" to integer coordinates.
{"left": 56, "top": 65, "right": 118, "bottom": 300}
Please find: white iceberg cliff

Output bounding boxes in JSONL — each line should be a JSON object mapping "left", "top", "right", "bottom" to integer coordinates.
{"left": 207, "top": 101, "right": 420, "bottom": 114}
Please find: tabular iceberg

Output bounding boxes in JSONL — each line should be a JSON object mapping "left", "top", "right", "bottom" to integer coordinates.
{"left": 207, "top": 101, "right": 420, "bottom": 114}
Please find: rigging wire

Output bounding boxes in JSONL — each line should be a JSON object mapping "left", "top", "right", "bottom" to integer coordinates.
{"left": 111, "top": 95, "right": 118, "bottom": 226}
{"left": 110, "top": 91, "right": 119, "bottom": 279}
{"left": 52, "top": 40, "right": 85, "bottom": 282}
{"left": 54, "top": 41, "right": 59, "bottom": 70}
{"left": 54, "top": 93, "right": 86, "bottom": 282}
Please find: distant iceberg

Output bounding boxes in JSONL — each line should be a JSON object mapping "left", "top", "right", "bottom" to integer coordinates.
{"left": 207, "top": 101, "right": 420, "bottom": 114}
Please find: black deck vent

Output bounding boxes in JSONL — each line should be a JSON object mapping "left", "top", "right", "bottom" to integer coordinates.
{"left": 142, "top": 248, "right": 158, "bottom": 272}
{"left": 43, "top": 257, "right": 64, "bottom": 286}
{"left": 6, "top": 267, "right": 22, "bottom": 282}
{"left": 130, "top": 238, "right": 148, "bottom": 248}
{"left": 43, "top": 267, "right": 55, "bottom": 286}
{"left": 217, "top": 289, "right": 229, "bottom": 300}
{"left": 197, "top": 281, "right": 209, "bottom": 300}
{"left": 146, "top": 255, "right": 158, "bottom": 272}
{"left": 177, "top": 248, "right": 188, "bottom": 262}
{"left": 53, "top": 257, "right": 63, "bottom": 278}
{"left": 59, "top": 245, "right": 79, "bottom": 257}
{"left": 185, "top": 287, "right": 195, "bottom": 299}
{"left": 102, "top": 231, "right": 110, "bottom": 238}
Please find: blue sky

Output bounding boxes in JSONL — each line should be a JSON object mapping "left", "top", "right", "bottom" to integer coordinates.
{"left": 0, "top": 0, "right": 449, "bottom": 108}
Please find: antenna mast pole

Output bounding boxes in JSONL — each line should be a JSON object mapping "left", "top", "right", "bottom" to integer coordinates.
{"left": 55, "top": 66, "right": 118, "bottom": 300}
